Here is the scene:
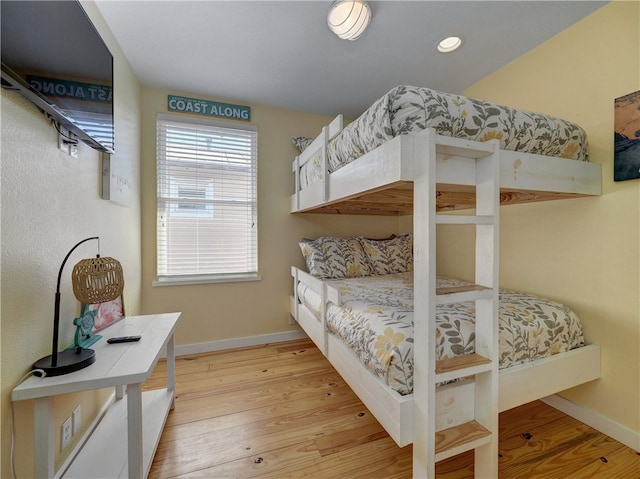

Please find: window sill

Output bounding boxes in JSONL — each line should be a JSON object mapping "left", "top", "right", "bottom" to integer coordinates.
{"left": 153, "top": 273, "right": 261, "bottom": 287}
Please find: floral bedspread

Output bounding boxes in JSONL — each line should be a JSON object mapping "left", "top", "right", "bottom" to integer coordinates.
{"left": 298, "top": 85, "right": 589, "bottom": 188}
{"left": 296, "top": 273, "right": 584, "bottom": 395}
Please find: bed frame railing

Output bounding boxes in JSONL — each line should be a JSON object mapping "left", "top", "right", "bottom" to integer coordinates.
{"left": 291, "top": 116, "right": 601, "bottom": 216}
{"left": 292, "top": 266, "right": 330, "bottom": 353}
{"left": 292, "top": 115, "right": 343, "bottom": 210}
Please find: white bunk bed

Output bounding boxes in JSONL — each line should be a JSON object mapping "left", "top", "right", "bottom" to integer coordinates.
{"left": 290, "top": 267, "right": 601, "bottom": 444}
{"left": 289, "top": 86, "right": 602, "bottom": 478}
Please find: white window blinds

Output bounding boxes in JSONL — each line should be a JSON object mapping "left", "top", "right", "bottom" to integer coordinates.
{"left": 156, "top": 114, "right": 258, "bottom": 282}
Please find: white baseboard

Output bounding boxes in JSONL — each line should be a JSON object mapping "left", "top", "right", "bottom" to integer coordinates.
{"left": 542, "top": 394, "right": 640, "bottom": 452}
{"left": 174, "top": 330, "right": 308, "bottom": 357}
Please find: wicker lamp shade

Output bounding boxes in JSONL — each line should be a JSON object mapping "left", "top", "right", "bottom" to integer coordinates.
{"left": 72, "top": 256, "right": 124, "bottom": 304}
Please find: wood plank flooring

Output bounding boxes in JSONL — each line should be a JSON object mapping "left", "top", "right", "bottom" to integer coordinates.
{"left": 144, "top": 338, "right": 639, "bottom": 478}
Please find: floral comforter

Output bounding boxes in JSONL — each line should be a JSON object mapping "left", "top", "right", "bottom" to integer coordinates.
{"left": 298, "top": 85, "right": 589, "bottom": 188}
{"left": 296, "top": 273, "right": 585, "bottom": 395}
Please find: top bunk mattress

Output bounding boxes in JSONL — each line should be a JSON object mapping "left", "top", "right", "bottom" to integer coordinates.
{"left": 298, "top": 85, "right": 589, "bottom": 189}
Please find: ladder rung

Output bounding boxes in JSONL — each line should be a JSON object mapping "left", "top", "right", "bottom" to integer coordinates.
{"left": 435, "top": 420, "right": 493, "bottom": 462}
{"left": 436, "top": 285, "right": 493, "bottom": 304}
{"left": 435, "top": 135, "right": 496, "bottom": 158}
{"left": 436, "top": 215, "right": 494, "bottom": 225}
{"left": 435, "top": 353, "right": 493, "bottom": 383}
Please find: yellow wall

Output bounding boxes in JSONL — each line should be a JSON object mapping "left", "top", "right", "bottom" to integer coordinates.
{"left": 438, "top": 1, "right": 640, "bottom": 435}
{"left": 0, "top": 2, "right": 142, "bottom": 477}
{"left": 4, "top": 2, "right": 637, "bottom": 476}
{"left": 139, "top": 87, "right": 400, "bottom": 347}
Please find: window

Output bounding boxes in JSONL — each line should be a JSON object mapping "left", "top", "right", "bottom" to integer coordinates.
{"left": 169, "top": 177, "right": 214, "bottom": 218}
{"left": 156, "top": 113, "right": 258, "bottom": 284}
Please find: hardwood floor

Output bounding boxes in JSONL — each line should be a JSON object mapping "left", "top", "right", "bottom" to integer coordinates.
{"left": 144, "top": 338, "right": 639, "bottom": 478}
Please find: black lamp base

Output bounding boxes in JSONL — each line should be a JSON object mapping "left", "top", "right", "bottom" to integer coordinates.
{"left": 33, "top": 348, "right": 96, "bottom": 377}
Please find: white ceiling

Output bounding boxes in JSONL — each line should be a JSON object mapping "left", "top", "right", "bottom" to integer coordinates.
{"left": 95, "top": 1, "right": 607, "bottom": 119}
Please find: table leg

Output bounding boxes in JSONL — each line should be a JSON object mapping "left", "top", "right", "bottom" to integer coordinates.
{"left": 127, "top": 383, "right": 143, "bottom": 479}
{"left": 34, "top": 396, "right": 54, "bottom": 478}
{"left": 166, "top": 333, "right": 176, "bottom": 409}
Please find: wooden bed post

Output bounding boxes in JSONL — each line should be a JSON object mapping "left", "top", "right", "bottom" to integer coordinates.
{"left": 321, "top": 127, "right": 329, "bottom": 203}
{"left": 292, "top": 155, "right": 300, "bottom": 211}
{"left": 412, "top": 128, "right": 438, "bottom": 478}
{"left": 471, "top": 139, "right": 500, "bottom": 478}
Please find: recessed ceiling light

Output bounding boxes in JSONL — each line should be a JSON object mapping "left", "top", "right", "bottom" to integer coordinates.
{"left": 437, "top": 36, "right": 462, "bottom": 53}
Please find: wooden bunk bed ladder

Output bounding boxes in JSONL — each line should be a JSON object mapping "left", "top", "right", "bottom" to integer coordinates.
{"left": 412, "top": 129, "right": 500, "bottom": 479}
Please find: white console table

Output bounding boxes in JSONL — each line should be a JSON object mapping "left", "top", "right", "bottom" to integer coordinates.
{"left": 12, "top": 312, "right": 181, "bottom": 479}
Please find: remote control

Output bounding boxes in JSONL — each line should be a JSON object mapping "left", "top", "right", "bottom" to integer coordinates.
{"left": 107, "top": 335, "right": 141, "bottom": 344}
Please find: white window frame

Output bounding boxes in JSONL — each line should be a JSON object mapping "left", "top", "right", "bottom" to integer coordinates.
{"left": 154, "top": 113, "right": 260, "bottom": 286}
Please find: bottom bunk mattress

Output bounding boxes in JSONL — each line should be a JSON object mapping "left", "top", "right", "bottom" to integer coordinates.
{"left": 296, "top": 273, "right": 585, "bottom": 395}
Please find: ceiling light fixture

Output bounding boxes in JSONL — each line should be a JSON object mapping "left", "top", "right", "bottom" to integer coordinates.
{"left": 437, "top": 36, "right": 463, "bottom": 53}
{"left": 327, "top": 0, "right": 372, "bottom": 41}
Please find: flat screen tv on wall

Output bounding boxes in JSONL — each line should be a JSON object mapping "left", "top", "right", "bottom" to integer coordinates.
{"left": 1, "top": 0, "right": 114, "bottom": 153}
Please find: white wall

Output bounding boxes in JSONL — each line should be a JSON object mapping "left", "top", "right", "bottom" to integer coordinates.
{"left": 0, "top": 2, "right": 142, "bottom": 476}
{"left": 439, "top": 1, "right": 640, "bottom": 443}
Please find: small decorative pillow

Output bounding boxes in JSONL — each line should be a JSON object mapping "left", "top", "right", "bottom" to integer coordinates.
{"left": 291, "top": 136, "right": 314, "bottom": 153}
{"left": 358, "top": 233, "right": 413, "bottom": 275}
{"left": 299, "top": 237, "right": 372, "bottom": 279}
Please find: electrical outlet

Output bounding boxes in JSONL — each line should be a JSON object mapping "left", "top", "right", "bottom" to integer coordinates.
{"left": 61, "top": 417, "right": 72, "bottom": 451}
{"left": 72, "top": 405, "right": 81, "bottom": 435}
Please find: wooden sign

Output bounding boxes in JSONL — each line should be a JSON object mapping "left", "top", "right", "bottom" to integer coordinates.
{"left": 168, "top": 95, "right": 250, "bottom": 121}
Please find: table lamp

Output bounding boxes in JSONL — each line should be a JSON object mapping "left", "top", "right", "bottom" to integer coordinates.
{"left": 32, "top": 236, "right": 124, "bottom": 376}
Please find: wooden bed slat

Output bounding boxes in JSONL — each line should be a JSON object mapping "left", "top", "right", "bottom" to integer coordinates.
{"left": 294, "top": 186, "right": 597, "bottom": 215}
{"left": 293, "top": 185, "right": 597, "bottom": 215}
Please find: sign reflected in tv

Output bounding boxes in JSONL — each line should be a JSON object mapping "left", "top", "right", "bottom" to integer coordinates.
{"left": 614, "top": 90, "right": 640, "bottom": 181}
{"left": 0, "top": 1, "right": 114, "bottom": 153}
